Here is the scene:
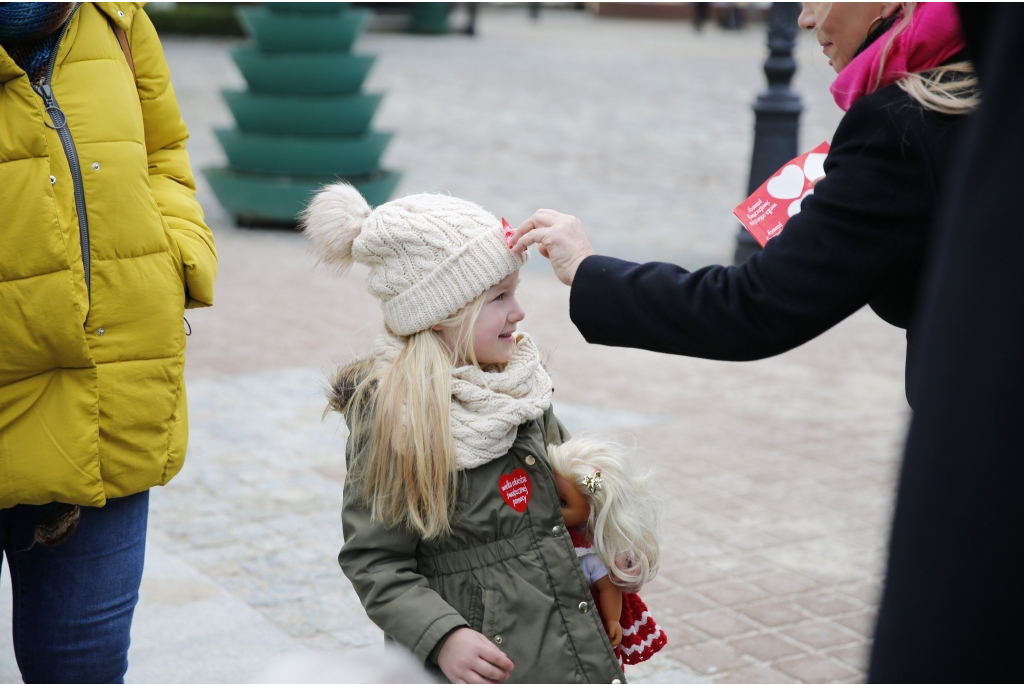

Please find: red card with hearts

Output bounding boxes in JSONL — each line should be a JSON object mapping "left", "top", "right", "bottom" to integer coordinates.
{"left": 499, "top": 468, "right": 531, "bottom": 513}
{"left": 732, "top": 141, "right": 830, "bottom": 247}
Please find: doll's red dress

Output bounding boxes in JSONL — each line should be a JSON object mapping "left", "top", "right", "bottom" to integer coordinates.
{"left": 570, "top": 528, "right": 668, "bottom": 667}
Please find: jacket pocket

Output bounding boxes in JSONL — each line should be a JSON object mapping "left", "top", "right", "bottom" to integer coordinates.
{"left": 481, "top": 588, "right": 503, "bottom": 644}
{"left": 163, "top": 227, "right": 188, "bottom": 307}
{"left": 467, "top": 584, "right": 484, "bottom": 633}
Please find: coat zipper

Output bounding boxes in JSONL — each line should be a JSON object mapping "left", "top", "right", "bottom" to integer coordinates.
{"left": 32, "top": 4, "right": 90, "bottom": 298}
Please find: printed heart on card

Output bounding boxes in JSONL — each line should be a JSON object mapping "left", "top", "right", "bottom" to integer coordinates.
{"left": 788, "top": 189, "right": 815, "bottom": 217}
{"left": 766, "top": 164, "right": 805, "bottom": 200}
{"left": 499, "top": 468, "right": 531, "bottom": 513}
{"left": 733, "top": 141, "right": 830, "bottom": 248}
{"left": 803, "top": 153, "right": 826, "bottom": 182}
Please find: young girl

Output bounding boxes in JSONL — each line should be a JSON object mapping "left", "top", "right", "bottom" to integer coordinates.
{"left": 302, "top": 184, "right": 630, "bottom": 683}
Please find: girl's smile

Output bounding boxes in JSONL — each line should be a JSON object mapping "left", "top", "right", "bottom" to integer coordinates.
{"left": 473, "top": 269, "right": 525, "bottom": 366}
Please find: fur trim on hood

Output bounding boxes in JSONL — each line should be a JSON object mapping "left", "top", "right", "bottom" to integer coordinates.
{"left": 327, "top": 357, "right": 375, "bottom": 417}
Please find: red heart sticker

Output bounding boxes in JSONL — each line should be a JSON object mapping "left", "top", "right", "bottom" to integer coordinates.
{"left": 499, "top": 468, "right": 531, "bottom": 513}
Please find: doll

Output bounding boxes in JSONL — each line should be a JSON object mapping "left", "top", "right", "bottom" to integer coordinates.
{"left": 548, "top": 436, "right": 667, "bottom": 668}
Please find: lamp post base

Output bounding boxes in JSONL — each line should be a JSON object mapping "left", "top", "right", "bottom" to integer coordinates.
{"left": 733, "top": 2, "right": 803, "bottom": 265}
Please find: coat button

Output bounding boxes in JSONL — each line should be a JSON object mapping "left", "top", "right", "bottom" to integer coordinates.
{"left": 525, "top": 455, "right": 536, "bottom": 466}
{"left": 552, "top": 525, "right": 562, "bottom": 537}
{"left": 612, "top": 680, "right": 622, "bottom": 684}
{"left": 118, "top": 10, "right": 124, "bottom": 17}
{"left": 578, "top": 601, "right": 589, "bottom": 614}
{"left": 494, "top": 635, "right": 502, "bottom": 644}
{"left": 92, "top": 162, "right": 100, "bottom": 171}
{"left": 49, "top": 175, "right": 56, "bottom": 185}
{"left": 97, "top": 327, "right": 105, "bottom": 336}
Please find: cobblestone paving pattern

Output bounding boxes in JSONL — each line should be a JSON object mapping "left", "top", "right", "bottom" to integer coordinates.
{"left": 1, "top": 8, "right": 903, "bottom": 684}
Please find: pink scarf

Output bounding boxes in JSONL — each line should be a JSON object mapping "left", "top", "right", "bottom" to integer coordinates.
{"left": 830, "top": 2, "right": 966, "bottom": 111}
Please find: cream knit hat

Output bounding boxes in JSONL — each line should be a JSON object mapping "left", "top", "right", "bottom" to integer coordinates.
{"left": 301, "top": 183, "right": 528, "bottom": 336}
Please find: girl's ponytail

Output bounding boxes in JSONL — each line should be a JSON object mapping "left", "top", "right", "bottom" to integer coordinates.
{"left": 339, "top": 296, "right": 486, "bottom": 540}
{"left": 363, "top": 328, "right": 458, "bottom": 539}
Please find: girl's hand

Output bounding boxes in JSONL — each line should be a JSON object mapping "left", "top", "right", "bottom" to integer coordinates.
{"left": 605, "top": 620, "right": 623, "bottom": 647}
{"left": 510, "top": 209, "right": 596, "bottom": 286}
{"left": 437, "top": 627, "right": 515, "bottom": 684}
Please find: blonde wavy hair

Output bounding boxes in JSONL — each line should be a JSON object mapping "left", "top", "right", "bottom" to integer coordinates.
{"left": 873, "top": 2, "right": 979, "bottom": 115}
{"left": 338, "top": 295, "right": 486, "bottom": 540}
{"left": 547, "top": 436, "right": 662, "bottom": 593}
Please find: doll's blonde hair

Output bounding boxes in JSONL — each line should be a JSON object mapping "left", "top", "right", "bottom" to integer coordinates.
{"left": 547, "top": 436, "right": 662, "bottom": 593}
{"left": 334, "top": 294, "right": 486, "bottom": 540}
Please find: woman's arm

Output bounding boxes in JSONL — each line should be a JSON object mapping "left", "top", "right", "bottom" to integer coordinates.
{"left": 517, "top": 91, "right": 940, "bottom": 361}
{"left": 131, "top": 9, "right": 217, "bottom": 308}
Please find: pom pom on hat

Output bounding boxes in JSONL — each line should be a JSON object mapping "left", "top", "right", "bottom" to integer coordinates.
{"left": 300, "top": 182, "right": 372, "bottom": 273}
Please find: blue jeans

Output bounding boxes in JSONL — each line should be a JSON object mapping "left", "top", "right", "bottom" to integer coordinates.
{"left": 0, "top": 490, "right": 149, "bottom": 684}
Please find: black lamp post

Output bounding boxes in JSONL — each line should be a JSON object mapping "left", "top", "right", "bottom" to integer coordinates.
{"left": 733, "top": 2, "right": 803, "bottom": 265}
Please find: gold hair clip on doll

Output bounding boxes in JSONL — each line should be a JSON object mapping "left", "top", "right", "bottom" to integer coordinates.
{"left": 548, "top": 436, "right": 667, "bottom": 669}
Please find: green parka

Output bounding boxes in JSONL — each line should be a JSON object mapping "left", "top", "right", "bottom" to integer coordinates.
{"left": 0, "top": 3, "right": 216, "bottom": 508}
{"left": 339, "top": 404, "right": 626, "bottom": 684}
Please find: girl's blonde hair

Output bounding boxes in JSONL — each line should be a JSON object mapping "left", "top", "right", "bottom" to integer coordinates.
{"left": 334, "top": 295, "right": 486, "bottom": 540}
{"left": 547, "top": 436, "right": 662, "bottom": 593}
{"left": 873, "top": 2, "right": 979, "bottom": 115}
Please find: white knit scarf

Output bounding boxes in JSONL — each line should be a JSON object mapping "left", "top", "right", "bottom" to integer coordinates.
{"left": 370, "top": 331, "right": 553, "bottom": 470}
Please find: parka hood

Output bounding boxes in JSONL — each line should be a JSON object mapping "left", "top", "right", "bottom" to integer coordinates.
{"left": 328, "top": 357, "right": 374, "bottom": 416}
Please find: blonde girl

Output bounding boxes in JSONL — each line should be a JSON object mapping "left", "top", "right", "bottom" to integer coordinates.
{"left": 302, "top": 184, "right": 632, "bottom": 684}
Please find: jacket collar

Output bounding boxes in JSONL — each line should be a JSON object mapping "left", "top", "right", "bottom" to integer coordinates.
{"left": 0, "top": 2, "right": 143, "bottom": 84}
{"left": 0, "top": 48, "right": 23, "bottom": 85}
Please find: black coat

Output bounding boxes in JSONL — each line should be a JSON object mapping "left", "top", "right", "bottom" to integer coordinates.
{"left": 570, "top": 82, "right": 968, "bottom": 408}
{"left": 870, "top": 5, "right": 1024, "bottom": 681}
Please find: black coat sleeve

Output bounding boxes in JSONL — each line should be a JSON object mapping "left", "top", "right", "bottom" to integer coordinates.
{"left": 570, "top": 91, "right": 938, "bottom": 361}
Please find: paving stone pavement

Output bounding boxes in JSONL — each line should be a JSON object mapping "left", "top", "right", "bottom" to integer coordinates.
{"left": 1, "top": 8, "right": 906, "bottom": 684}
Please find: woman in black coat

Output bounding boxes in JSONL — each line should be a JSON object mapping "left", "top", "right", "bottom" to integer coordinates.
{"left": 510, "top": 2, "right": 978, "bottom": 409}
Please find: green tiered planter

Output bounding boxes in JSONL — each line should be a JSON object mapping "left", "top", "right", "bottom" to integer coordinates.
{"left": 205, "top": 2, "right": 400, "bottom": 227}
{"left": 410, "top": 3, "right": 451, "bottom": 34}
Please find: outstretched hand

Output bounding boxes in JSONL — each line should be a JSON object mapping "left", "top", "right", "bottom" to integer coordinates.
{"left": 509, "top": 209, "right": 596, "bottom": 286}
{"left": 437, "top": 627, "right": 515, "bottom": 684}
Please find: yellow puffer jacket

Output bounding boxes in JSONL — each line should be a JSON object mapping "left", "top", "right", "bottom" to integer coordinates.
{"left": 0, "top": 3, "right": 217, "bottom": 509}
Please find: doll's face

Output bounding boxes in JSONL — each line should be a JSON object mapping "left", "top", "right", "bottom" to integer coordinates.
{"left": 554, "top": 474, "right": 591, "bottom": 528}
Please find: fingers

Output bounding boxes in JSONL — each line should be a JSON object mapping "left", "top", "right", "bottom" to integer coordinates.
{"left": 510, "top": 209, "right": 561, "bottom": 253}
{"left": 464, "top": 646, "right": 513, "bottom": 683}
{"left": 477, "top": 640, "right": 514, "bottom": 673}
{"left": 511, "top": 225, "right": 551, "bottom": 254}
{"left": 440, "top": 628, "right": 510, "bottom": 683}
{"left": 471, "top": 657, "right": 512, "bottom": 683}
{"left": 467, "top": 633, "right": 513, "bottom": 683}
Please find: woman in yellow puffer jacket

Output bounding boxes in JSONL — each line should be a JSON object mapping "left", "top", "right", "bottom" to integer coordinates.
{"left": 0, "top": 3, "right": 216, "bottom": 681}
